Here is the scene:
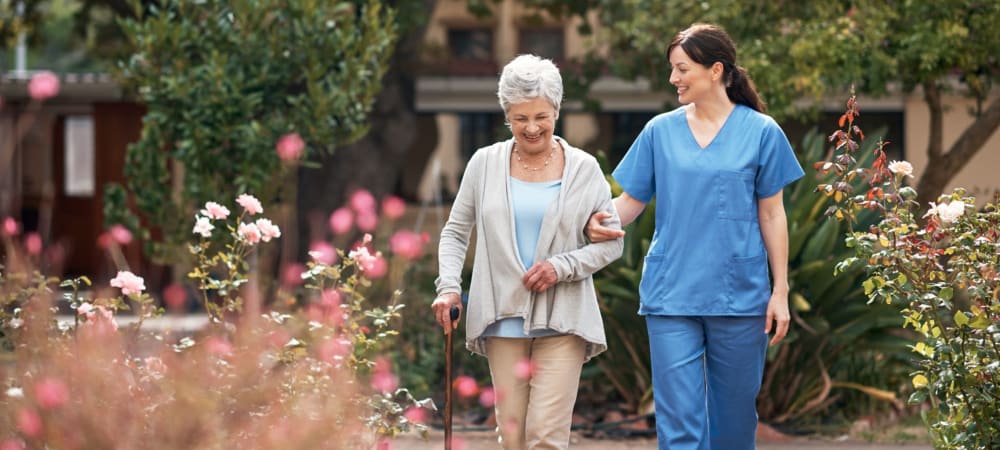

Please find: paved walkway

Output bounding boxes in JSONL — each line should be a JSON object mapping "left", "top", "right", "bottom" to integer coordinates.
{"left": 389, "top": 430, "right": 932, "bottom": 450}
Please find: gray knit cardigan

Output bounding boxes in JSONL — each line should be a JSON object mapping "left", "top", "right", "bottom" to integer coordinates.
{"left": 435, "top": 137, "right": 624, "bottom": 361}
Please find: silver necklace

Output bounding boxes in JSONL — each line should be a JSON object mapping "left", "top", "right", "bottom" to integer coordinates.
{"left": 513, "top": 142, "right": 557, "bottom": 172}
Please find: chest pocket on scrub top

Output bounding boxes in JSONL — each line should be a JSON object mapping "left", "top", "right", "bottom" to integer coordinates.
{"left": 717, "top": 170, "right": 756, "bottom": 221}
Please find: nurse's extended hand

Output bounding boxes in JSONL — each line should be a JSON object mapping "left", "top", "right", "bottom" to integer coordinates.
{"left": 523, "top": 261, "right": 558, "bottom": 292}
{"left": 765, "top": 291, "right": 790, "bottom": 346}
{"left": 586, "top": 211, "right": 626, "bottom": 243}
{"left": 432, "top": 292, "right": 462, "bottom": 334}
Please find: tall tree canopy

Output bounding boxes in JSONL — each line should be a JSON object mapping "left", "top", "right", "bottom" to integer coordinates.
{"left": 516, "top": 0, "right": 1000, "bottom": 207}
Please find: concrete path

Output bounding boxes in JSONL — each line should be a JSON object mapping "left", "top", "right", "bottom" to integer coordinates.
{"left": 389, "top": 430, "right": 932, "bottom": 450}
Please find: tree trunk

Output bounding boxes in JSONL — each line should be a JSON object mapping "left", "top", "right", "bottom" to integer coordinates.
{"left": 915, "top": 81, "right": 1000, "bottom": 209}
{"left": 294, "top": 0, "right": 437, "bottom": 257}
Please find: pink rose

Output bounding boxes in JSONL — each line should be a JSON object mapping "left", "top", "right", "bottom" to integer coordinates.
{"left": 236, "top": 194, "right": 263, "bottom": 215}
{"left": 317, "top": 337, "right": 352, "bottom": 363}
{"left": 356, "top": 212, "right": 378, "bottom": 232}
{"left": 349, "top": 189, "right": 376, "bottom": 215}
{"left": 193, "top": 216, "right": 214, "bottom": 237}
{"left": 404, "top": 407, "right": 428, "bottom": 424}
{"left": 390, "top": 230, "right": 424, "bottom": 260}
{"left": 454, "top": 375, "right": 479, "bottom": 398}
{"left": 238, "top": 222, "right": 261, "bottom": 245}
{"left": 478, "top": 387, "right": 496, "bottom": 408}
{"left": 308, "top": 240, "right": 338, "bottom": 265}
{"left": 16, "top": 408, "right": 41, "bottom": 438}
{"left": 110, "top": 271, "right": 146, "bottom": 296}
{"left": 28, "top": 71, "right": 60, "bottom": 100}
{"left": 3, "top": 217, "right": 19, "bottom": 236}
{"left": 163, "top": 283, "right": 188, "bottom": 311}
{"left": 85, "top": 305, "right": 119, "bottom": 333}
{"left": 200, "top": 201, "right": 230, "bottom": 220}
{"left": 514, "top": 358, "right": 536, "bottom": 380}
{"left": 33, "top": 377, "right": 68, "bottom": 410}
{"left": 0, "top": 438, "right": 25, "bottom": 450}
{"left": 24, "top": 233, "right": 42, "bottom": 255}
{"left": 328, "top": 208, "right": 353, "bottom": 235}
{"left": 109, "top": 224, "right": 133, "bottom": 245}
{"left": 281, "top": 263, "right": 305, "bottom": 287}
{"left": 381, "top": 195, "right": 406, "bottom": 219}
{"left": 276, "top": 133, "right": 305, "bottom": 161}
{"left": 254, "top": 218, "right": 281, "bottom": 242}
{"left": 204, "top": 336, "right": 233, "bottom": 356}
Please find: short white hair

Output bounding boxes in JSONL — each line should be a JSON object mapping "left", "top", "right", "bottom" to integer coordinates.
{"left": 497, "top": 54, "right": 563, "bottom": 115}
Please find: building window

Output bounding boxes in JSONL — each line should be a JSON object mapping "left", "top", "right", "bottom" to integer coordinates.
{"left": 519, "top": 28, "right": 565, "bottom": 62}
{"left": 448, "top": 28, "right": 497, "bottom": 75}
{"left": 64, "top": 115, "right": 95, "bottom": 197}
{"left": 459, "top": 112, "right": 507, "bottom": 160}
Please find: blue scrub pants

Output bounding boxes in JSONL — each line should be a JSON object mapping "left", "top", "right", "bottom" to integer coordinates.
{"left": 646, "top": 315, "right": 768, "bottom": 450}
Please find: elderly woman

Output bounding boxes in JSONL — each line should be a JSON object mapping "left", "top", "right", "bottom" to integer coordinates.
{"left": 432, "top": 54, "right": 623, "bottom": 450}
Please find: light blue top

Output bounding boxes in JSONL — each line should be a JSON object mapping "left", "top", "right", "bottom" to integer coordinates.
{"left": 612, "top": 104, "right": 805, "bottom": 316}
{"left": 483, "top": 177, "right": 562, "bottom": 338}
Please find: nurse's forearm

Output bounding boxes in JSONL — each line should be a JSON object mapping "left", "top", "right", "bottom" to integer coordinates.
{"left": 613, "top": 193, "right": 646, "bottom": 227}
{"left": 758, "top": 193, "right": 789, "bottom": 294}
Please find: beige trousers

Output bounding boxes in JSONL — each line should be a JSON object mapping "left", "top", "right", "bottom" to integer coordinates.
{"left": 485, "top": 335, "right": 586, "bottom": 450}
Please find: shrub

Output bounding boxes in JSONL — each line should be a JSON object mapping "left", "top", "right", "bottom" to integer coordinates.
{"left": 816, "top": 94, "right": 1000, "bottom": 448}
{"left": 0, "top": 194, "right": 432, "bottom": 448}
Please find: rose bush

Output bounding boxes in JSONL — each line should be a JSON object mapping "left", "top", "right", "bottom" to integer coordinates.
{"left": 816, "top": 94, "right": 999, "bottom": 448}
{"left": 0, "top": 194, "right": 434, "bottom": 448}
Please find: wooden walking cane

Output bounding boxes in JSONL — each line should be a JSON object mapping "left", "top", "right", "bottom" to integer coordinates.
{"left": 444, "top": 305, "right": 460, "bottom": 450}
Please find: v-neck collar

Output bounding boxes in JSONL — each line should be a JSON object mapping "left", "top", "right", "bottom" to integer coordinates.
{"left": 683, "top": 104, "right": 740, "bottom": 150}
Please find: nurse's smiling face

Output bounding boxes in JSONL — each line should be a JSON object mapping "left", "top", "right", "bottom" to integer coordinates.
{"left": 669, "top": 46, "right": 722, "bottom": 105}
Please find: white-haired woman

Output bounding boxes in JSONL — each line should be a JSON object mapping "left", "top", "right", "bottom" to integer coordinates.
{"left": 432, "top": 54, "right": 623, "bottom": 449}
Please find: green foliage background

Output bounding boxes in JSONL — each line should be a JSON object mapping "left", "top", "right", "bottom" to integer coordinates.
{"left": 104, "top": 0, "right": 397, "bottom": 263}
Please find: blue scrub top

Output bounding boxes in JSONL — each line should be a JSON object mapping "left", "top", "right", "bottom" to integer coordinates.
{"left": 612, "top": 104, "right": 804, "bottom": 316}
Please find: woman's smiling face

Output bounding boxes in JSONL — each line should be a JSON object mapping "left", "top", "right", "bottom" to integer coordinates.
{"left": 507, "top": 97, "right": 558, "bottom": 155}
{"left": 669, "top": 46, "right": 720, "bottom": 105}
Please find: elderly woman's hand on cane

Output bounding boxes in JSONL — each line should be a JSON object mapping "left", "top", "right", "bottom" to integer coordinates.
{"left": 432, "top": 293, "right": 463, "bottom": 334}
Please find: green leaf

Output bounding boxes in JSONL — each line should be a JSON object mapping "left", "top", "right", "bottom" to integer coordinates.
{"left": 953, "top": 310, "right": 969, "bottom": 327}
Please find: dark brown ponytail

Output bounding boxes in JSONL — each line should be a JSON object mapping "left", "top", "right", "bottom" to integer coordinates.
{"left": 668, "top": 23, "right": 766, "bottom": 113}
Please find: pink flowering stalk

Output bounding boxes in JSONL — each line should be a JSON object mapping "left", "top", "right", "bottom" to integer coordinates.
{"left": 110, "top": 271, "right": 146, "bottom": 296}
{"left": 237, "top": 194, "right": 263, "bottom": 215}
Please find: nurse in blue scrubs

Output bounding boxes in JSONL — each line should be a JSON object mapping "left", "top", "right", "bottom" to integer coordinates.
{"left": 587, "top": 23, "right": 804, "bottom": 449}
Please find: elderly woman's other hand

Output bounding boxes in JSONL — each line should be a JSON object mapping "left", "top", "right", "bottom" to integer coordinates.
{"left": 523, "top": 261, "right": 558, "bottom": 292}
{"left": 432, "top": 292, "right": 463, "bottom": 334}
